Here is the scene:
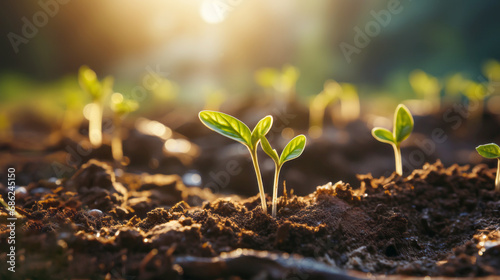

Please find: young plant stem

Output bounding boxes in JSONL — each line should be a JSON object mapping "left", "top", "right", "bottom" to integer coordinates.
{"left": 393, "top": 143, "right": 402, "bottom": 176}
{"left": 112, "top": 113, "right": 123, "bottom": 165}
{"left": 271, "top": 165, "right": 282, "bottom": 218}
{"left": 250, "top": 149, "right": 267, "bottom": 213}
{"left": 496, "top": 158, "right": 500, "bottom": 192}
{"left": 89, "top": 101, "right": 103, "bottom": 148}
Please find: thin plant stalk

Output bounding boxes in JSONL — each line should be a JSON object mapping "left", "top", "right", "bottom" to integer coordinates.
{"left": 260, "top": 134, "right": 306, "bottom": 218}
{"left": 271, "top": 165, "right": 281, "bottom": 218}
{"left": 250, "top": 149, "right": 267, "bottom": 213}
{"left": 89, "top": 101, "right": 103, "bottom": 148}
{"left": 112, "top": 113, "right": 123, "bottom": 164}
{"left": 393, "top": 144, "right": 402, "bottom": 176}
{"left": 496, "top": 158, "right": 500, "bottom": 192}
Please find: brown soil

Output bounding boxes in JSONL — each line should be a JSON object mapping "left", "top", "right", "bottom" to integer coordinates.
{"left": 1, "top": 159, "right": 500, "bottom": 280}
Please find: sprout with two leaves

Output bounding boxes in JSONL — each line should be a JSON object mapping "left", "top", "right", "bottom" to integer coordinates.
{"left": 371, "top": 104, "right": 414, "bottom": 176}
{"left": 78, "top": 65, "right": 114, "bottom": 148}
{"left": 476, "top": 143, "right": 500, "bottom": 192}
{"left": 110, "top": 93, "right": 139, "bottom": 165}
{"left": 199, "top": 111, "right": 273, "bottom": 213}
{"left": 260, "top": 135, "right": 306, "bottom": 218}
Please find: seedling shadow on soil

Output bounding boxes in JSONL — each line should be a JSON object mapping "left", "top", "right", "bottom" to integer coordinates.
{"left": 1, "top": 159, "right": 500, "bottom": 279}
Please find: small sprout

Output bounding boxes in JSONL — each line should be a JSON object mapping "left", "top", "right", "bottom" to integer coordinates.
{"left": 371, "top": 104, "right": 414, "bottom": 176}
{"left": 78, "top": 65, "right": 114, "bottom": 148}
{"left": 199, "top": 111, "right": 272, "bottom": 213}
{"left": 261, "top": 134, "right": 306, "bottom": 218}
{"left": 476, "top": 143, "right": 500, "bottom": 192}
{"left": 110, "top": 93, "right": 139, "bottom": 165}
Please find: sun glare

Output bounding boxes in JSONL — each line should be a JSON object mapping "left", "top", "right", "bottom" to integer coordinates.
{"left": 200, "top": 0, "right": 226, "bottom": 24}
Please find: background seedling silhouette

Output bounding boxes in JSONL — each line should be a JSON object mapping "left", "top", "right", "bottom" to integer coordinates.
{"left": 78, "top": 65, "right": 114, "bottom": 148}
{"left": 110, "top": 93, "right": 139, "bottom": 166}
{"left": 371, "top": 104, "right": 414, "bottom": 176}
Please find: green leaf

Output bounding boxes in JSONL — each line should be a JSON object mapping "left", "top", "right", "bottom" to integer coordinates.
{"left": 199, "top": 111, "right": 252, "bottom": 147}
{"left": 251, "top": 115, "right": 273, "bottom": 147}
{"left": 260, "top": 136, "right": 280, "bottom": 163}
{"left": 279, "top": 135, "right": 306, "bottom": 165}
{"left": 393, "top": 104, "right": 414, "bottom": 143}
{"left": 476, "top": 143, "right": 500, "bottom": 159}
{"left": 78, "top": 66, "right": 113, "bottom": 100}
{"left": 371, "top": 127, "right": 394, "bottom": 144}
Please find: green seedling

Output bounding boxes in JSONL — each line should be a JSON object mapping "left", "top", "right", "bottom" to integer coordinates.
{"left": 199, "top": 111, "right": 273, "bottom": 213}
{"left": 371, "top": 104, "right": 414, "bottom": 176}
{"left": 110, "top": 93, "right": 139, "bottom": 165}
{"left": 260, "top": 135, "right": 306, "bottom": 218}
{"left": 476, "top": 143, "right": 500, "bottom": 192}
{"left": 309, "top": 81, "right": 360, "bottom": 138}
{"left": 78, "top": 65, "right": 114, "bottom": 148}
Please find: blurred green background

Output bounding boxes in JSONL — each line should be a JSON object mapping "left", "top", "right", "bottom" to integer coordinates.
{"left": 1, "top": 0, "right": 500, "bottom": 104}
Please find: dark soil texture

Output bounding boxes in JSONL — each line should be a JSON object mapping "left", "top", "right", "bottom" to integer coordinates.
{"left": 1, "top": 159, "right": 500, "bottom": 280}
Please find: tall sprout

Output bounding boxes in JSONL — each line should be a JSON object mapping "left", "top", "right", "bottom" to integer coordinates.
{"left": 476, "top": 143, "right": 500, "bottom": 193}
{"left": 199, "top": 111, "right": 273, "bottom": 213}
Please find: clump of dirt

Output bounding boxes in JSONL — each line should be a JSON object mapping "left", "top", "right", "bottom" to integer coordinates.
{"left": 1, "top": 160, "right": 499, "bottom": 279}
